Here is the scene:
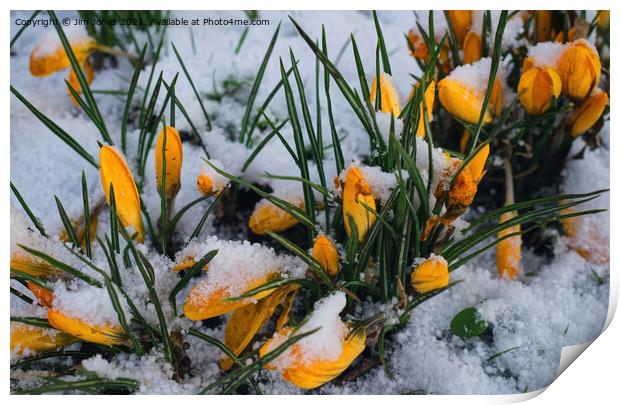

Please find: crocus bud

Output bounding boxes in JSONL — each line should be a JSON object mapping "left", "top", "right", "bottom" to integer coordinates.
{"left": 343, "top": 166, "right": 376, "bottom": 241}
{"left": 447, "top": 10, "right": 472, "bottom": 47}
{"left": 462, "top": 31, "right": 482, "bottom": 64}
{"left": 312, "top": 234, "right": 339, "bottom": 277}
{"left": 517, "top": 65, "right": 562, "bottom": 115}
{"left": 369, "top": 73, "right": 401, "bottom": 116}
{"left": 466, "top": 144, "right": 490, "bottom": 183}
{"left": 535, "top": 10, "right": 552, "bottom": 42}
{"left": 408, "top": 81, "right": 436, "bottom": 137}
{"left": 496, "top": 211, "right": 522, "bottom": 279}
{"left": 155, "top": 125, "right": 183, "bottom": 200}
{"left": 196, "top": 160, "right": 228, "bottom": 196}
{"left": 558, "top": 39, "right": 601, "bottom": 101}
{"left": 410, "top": 255, "right": 449, "bottom": 294}
{"left": 99, "top": 146, "right": 144, "bottom": 242}
{"left": 568, "top": 89, "right": 608, "bottom": 137}
{"left": 438, "top": 72, "right": 502, "bottom": 125}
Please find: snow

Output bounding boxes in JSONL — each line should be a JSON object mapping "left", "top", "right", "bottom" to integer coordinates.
{"left": 30, "top": 25, "right": 92, "bottom": 58}
{"left": 528, "top": 42, "right": 568, "bottom": 68}
{"left": 9, "top": 9, "right": 609, "bottom": 395}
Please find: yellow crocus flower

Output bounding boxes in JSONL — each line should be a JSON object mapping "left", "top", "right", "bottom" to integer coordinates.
{"left": 568, "top": 89, "right": 608, "bottom": 137}
{"left": 311, "top": 234, "right": 339, "bottom": 277}
{"left": 47, "top": 309, "right": 127, "bottom": 346}
{"left": 155, "top": 126, "right": 183, "bottom": 200}
{"left": 11, "top": 323, "right": 77, "bottom": 355}
{"left": 99, "top": 146, "right": 144, "bottom": 242}
{"left": 410, "top": 255, "right": 449, "bottom": 294}
{"left": 343, "top": 166, "right": 376, "bottom": 241}
{"left": 446, "top": 10, "right": 472, "bottom": 47}
{"left": 370, "top": 73, "right": 401, "bottom": 116}
{"left": 518, "top": 63, "right": 562, "bottom": 115}
{"left": 496, "top": 211, "right": 522, "bottom": 279}
{"left": 557, "top": 39, "right": 601, "bottom": 101}
{"left": 462, "top": 31, "right": 482, "bottom": 65}
{"left": 249, "top": 199, "right": 304, "bottom": 235}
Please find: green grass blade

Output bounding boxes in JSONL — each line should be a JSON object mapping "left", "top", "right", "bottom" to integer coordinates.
{"left": 10, "top": 181, "right": 47, "bottom": 237}
{"left": 121, "top": 44, "right": 148, "bottom": 153}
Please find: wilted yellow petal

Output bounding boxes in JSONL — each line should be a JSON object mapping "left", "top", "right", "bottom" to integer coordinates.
{"left": 29, "top": 36, "right": 96, "bottom": 77}
{"left": 442, "top": 164, "right": 478, "bottom": 220}
{"left": 99, "top": 146, "right": 144, "bottom": 242}
{"left": 465, "top": 144, "right": 490, "bottom": 183}
{"left": 558, "top": 39, "right": 601, "bottom": 101}
{"left": 518, "top": 66, "right": 563, "bottom": 115}
{"left": 183, "top": 272, "right": 278, "bottom": 321}
{"left": 496, "top": 211, "right": 522, "bottom": 279}
{"left": 248, "top": 199, "right": 303, "bottom": 235}
{"left": 407, "top": 30, "right": 430, "bottom": 61}
{"left": 155, "top": 126, "right": 183, "bottom": 200}
{"left": 312, "top": 234, "right": 339, "bottom": 277}
{"left": 438, "top": 78, "right": 493, "bottom": 125}
{"left": 260, "top": 326, "right": 366, "bottom": 390}
{"left": 370, "top": 73, "right": 401, "bottom": 116}
{"left": 462, "top": 32, "right": 482, "bottom": 64}
{"left": 11, "top": 323, "right": 77, "bottom": 355}
{"left": 343, "top": 166, "right": 376, "bottom": 241}
{"left": 410, "top": 255, "right": 449, "bottom": 293}
{"left": 47, "top": 309, "right": 127, "bottom": 346}
{"left": 568, "top": 90, "right": 608, "bottom": 137}
{"left": 447, "top": 10, "right": 472, "bottom": 47}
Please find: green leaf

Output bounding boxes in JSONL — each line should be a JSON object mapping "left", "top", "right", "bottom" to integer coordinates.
{"left": 10, "top": 181, "right": 47, "bottom": 237}
{"left": 450, "top": 307, "right": 488, "bottom": 338}
{"left": 121, "top": 43, "right": 148, "bottom": 153}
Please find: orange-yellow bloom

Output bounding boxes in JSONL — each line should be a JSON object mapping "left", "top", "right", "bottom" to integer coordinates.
{"left": 27, "top": 282, "right": 54, "bottom": 308}
{"left": 370, "top": 73, "right": 401, "bottom": 116}
{"left": 438, "top": 78, "right": 494, "bottom": 125}
{"left": 447, "top": 10, "right": 472, "bottom": 47}
{"left": 155, "top": 126, "right": 183, "bottom": 199}
{"left": 518, "top": 64, "right": 562, "bottom": 115}
{"left": 47, "top": 309, "right": 127, "bottom": 346}
{"left": 311, "top": 234, "right": 339, "bottom": 277}
{"left": 568, "top": 89, "right": 608, "bottom": 137}
{"left": 408, "top": 81, "right": 436, "bottom": 137}
{"left": 535, "top": 11, "right": 553, "bottom": 43}
{"left": 557, "top": 39, "right": 601, "bottom": 101}
{"left": 29, "top": 34, "right": 97, "bottom": 77}
{"left": 220, "top": 284, "right": 298, "bottom": 370}
{"left": 462, "top": 32, "right": 482, "bottom": 65}
{"left": 410, "top": 255, "right": 449, "bottom": 294}
{"left": 446, "top": 165, "right": 478, "bottom": 215}
{"left": 10, "top": 252, "right": 58, "bottom": 278}
{"left": 343, "top": 166, "right": 376, "bottom": 241}
{"left": 496, "top": 211, "right": 522, "bottom": 279}
{"left": 99, "top": 146, "right": 144, "bottom": 242}
{"left": 11, "top": 323, "right": 77, "bottom": 355}
{"left": 249, "top": 199, "right": 303, "bottom": 235}
{"left": 183, "top": 272, "right": 279, "bottom": 321}
{"left": 197, "top": 173, "right": 214, "bottom": 195}
{"left": 407, "top": 30, "right": 430, "bottom": 61}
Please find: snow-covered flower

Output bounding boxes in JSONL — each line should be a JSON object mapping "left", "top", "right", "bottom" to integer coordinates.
{"left": 248, "top": 198, "right": 304, "bottom": 235}
{"left": 155, "top": 125, "right": 183, "bottom": 200}
{"left": 410, "top": 255, "right": 449, "bottom": 293}
{"left": 258, "top": 292, "right": 366, "bottom": 389}
{"left": 518, "top": 62, "right": 562, "bottom": 115}
{"left": 568, "top": 88, "right": 609, "bottom": 137}
{"left": 47, "top": 308, "right": 127, "bottom": 346}
{"left": 369, "top": 73, "right": 401, "bottom": 116}
{"left": 99, "top": 146, "right": 144, "bottom": 242}
{"left": 342, "top": 165, "right": 376, "bottom": 241}
{"left": 496, "top": 211, "right": 522, "bottom": 279}
{"left": 196, "top": 159, "right": 229, "bottom": 196}
{"left": 311, "top": 234, "right": 339, "bottom": 277}
{"left": 557, "top": 39, "right": 601, "bottom": 101}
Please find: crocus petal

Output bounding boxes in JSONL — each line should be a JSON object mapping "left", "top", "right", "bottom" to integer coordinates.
{"left": 535, "top": 10, "right": 552, "bottom": 42}
{"left": 11, "top": 323, "right": 77, "bottom": 355}
{"left": 99, "top": 146, "right": 144, "bottom": 242}
{"left": 343, "top": 166, "right": 376, "bottom": 241}
{"left": 554, "top": 27, "right": 576, "bottom": 43}
{"left": 518, "top": 66, "right": 563, "bottom": 115}
{"left": 311, "top": 234, "right": 339, "bottom": 277}
{"left": 47, "top": 309, "right": 127, "bottom": 346}
{"left": 248, "top": 199, "right": 303, "bottom": 235}
{"left": 462, "top": 31, "right": 482, "bottom": 64}
{"left": 496, "top": 211, "right": 522, "bottom": 279}
{"left": 568, "top": 89, "right": 608, "bottom": 137}
{"left": 29, "top": 35, "right": 96, "bottom": 77}
{"left": 66, "top": 59, "right": 95, "bottom": 107}
{"left": 10, "top": 252, "right": 59, "bottom": 277}
{"left": 410, "top": 255, "right": 449, "bottom": 293}
{"left": 410, "top": 81, "right": 436, "bottom": 137}
{"left": 155, "top": 126, "right": 183, "bottom": 199}
{"left": 27, "top": 282, "right": 54, "bottom": 308}
{"left": 465, "top": 144, "right": 490, "bottom": 183}
{"left": 370, "top": 73, "right": 401, "bottom": 116}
